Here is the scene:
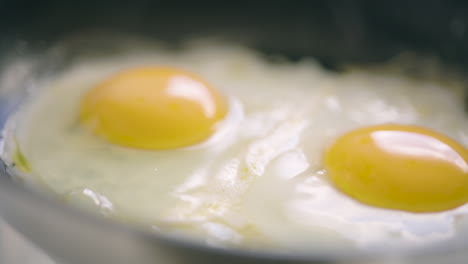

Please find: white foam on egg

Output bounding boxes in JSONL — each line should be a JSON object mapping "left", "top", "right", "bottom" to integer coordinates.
{"left": 3, "top": 41, "right": 468, "bottom": 254}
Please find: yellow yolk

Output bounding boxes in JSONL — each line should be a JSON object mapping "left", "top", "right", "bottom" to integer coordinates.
{"left": 79, "top": 66, "right": 228, "bottom": 149}
{"left": 324, "top": 124, "right": 468, "bottom": 212}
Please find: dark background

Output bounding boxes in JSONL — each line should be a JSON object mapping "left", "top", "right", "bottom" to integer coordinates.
{"left": 1, "top": 0, "right": 468, "bottom": 68}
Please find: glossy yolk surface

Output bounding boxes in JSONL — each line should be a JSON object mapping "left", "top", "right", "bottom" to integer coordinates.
{"left": 324, "top": 124, "right": 468, "bottom": 212}
{"left": 79, "top": 66, "right": 228, "bottom": 150}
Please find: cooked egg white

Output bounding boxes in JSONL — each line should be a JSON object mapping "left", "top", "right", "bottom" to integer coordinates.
{"left": 2, "top": 42, "right": 468, "bottom": 254}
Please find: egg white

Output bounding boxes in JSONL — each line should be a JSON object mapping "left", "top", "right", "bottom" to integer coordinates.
{"left": 3, "top": 42, "right": 468, "bottom": 254}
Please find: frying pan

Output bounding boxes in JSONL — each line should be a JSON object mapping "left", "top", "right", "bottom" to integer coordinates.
{"left": 1, "top": 1, "right": 468, "bottom": 263}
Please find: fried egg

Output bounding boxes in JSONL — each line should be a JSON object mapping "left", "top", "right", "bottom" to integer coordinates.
{"left": 3, "top": 42, "right": 468, "bottom": 254}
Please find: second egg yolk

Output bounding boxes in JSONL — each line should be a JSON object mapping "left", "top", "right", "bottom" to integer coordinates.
{"left": 324, "top": 124, "right": 468, "bottom": 212}
{"left": 80, "top": 67, "right": 228, "bottom": 150}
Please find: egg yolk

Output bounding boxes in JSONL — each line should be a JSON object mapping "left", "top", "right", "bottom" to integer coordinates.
{"left": 79, "top": 66, "right": 228, "bottom": 150}
{"left": 324, "top": 124, "right": 468, "bottom": 212}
